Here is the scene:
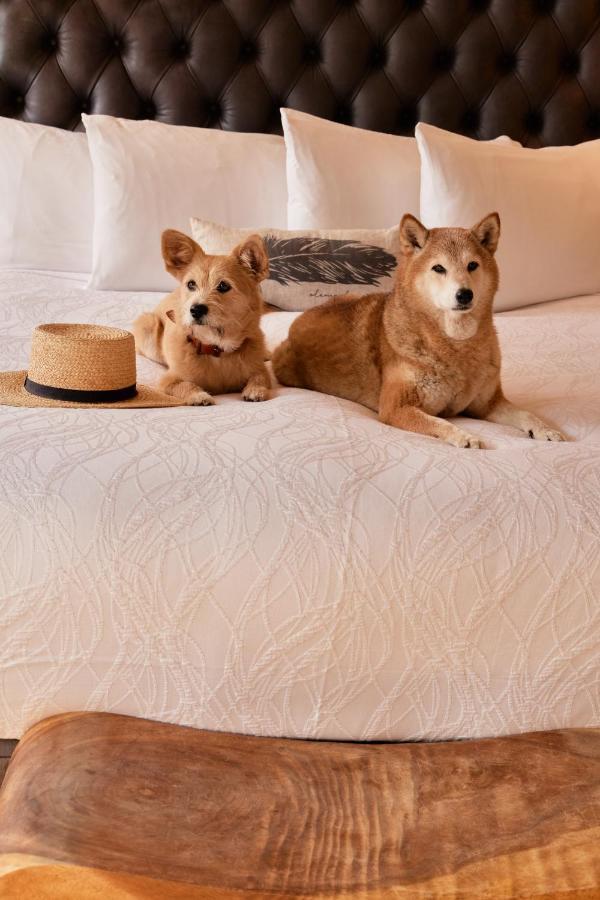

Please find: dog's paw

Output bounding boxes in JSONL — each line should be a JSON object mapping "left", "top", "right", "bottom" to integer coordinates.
{"left": 527, "top": 426, "right": 565, "bottom": 442}
{"left": 449, "top": 430, "right": 484, "bottom": 449}
{"left": 242, "top": 386, "right": 269, "bottom": 402}
{"left": 186, "top": 389, "right": 214, "bottom": 407}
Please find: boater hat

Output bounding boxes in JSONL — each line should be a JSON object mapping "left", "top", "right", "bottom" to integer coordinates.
{"left": 0, "top": 324, "right": 183, "bottom": 408}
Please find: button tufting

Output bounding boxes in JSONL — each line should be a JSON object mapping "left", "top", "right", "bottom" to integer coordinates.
{"left": 563, "top": 51, "right": 580, "bottom": 75}
{"left": 397, "top": 107, "right": 417, "bottom": 132}
{"left": 462, "top": 109, "right": 480, "bottom": 131}
{"left": 336, "top": 104, "right": 351, "bottom": 124}
{"left": 174, "top": 39, "right": 189, "bottom": 58}
{"left": 240, "top": 41, "right": 256, "bottom": 61}
{"left": 525, "top": 110, "right": 544, "bottom": 133}
{"left": 499, "top": 51, "right": 517, "bottom": 73}
{"left": 0, "top": 0, "right": 598, "bottom": 149}
{"left": 370, "top": 45, "right": 387, "bottom": 68}
{"left": 435, "top": 47, "right": 455, "bottom": 71}
{"left": 587, "top": 110, "right": 600, "bottom": 134}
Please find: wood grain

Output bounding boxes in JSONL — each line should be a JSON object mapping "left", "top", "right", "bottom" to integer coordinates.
{"left": 0, "top": 713, "right": 599, "bottom": 898}
{"left": 0, "top": 739, "right": 16, "bottom": 790}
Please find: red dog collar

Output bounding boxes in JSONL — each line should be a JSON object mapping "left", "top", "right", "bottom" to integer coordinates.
{"left": 186, "top": 335, "right": 223, "bottom": 357}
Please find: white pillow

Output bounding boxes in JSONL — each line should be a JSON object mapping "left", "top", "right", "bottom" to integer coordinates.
{"left": 83, "top": 115, "right": 288, "bottom": 291}
{"left": 0, "top": 117, "right": 93, "bottom": 274}
{"left": 190, "top": 218, "right": 400, "bottom": 311}
{"left": 282, "top": 108, "right": 420, "bottom": 230}
{"left": 416, "top": 123, "right": 600, "bottom": 311}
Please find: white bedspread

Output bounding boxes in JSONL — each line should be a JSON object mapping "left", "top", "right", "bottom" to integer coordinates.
{"left": 1, "top": 270, "right": 599, "bottom": 740}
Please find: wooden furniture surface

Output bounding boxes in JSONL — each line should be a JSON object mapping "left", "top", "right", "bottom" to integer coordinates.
{"left": 0, "top": 713, "right": 599, "bottom": 898}
{"left": 0, "top": 740, "right": 16, "bottom": 790}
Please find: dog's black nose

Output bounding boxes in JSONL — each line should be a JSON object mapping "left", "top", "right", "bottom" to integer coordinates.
{"left": 190, "top": 304, "right": 208, "bottom": 321}
{"left": 455, "top": 288, "right": 473, "bottom": 306}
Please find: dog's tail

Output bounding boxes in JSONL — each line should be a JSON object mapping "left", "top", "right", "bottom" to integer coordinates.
{"left": 271, "top": 339, "right": 302, "bottom": 387}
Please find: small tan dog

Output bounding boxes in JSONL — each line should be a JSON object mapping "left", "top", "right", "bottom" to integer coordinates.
{"left": 134, "top": 230, "right": 271, "bottom": 405}
{"left": 273, "top": 213, "right": 565, "bottom": 448}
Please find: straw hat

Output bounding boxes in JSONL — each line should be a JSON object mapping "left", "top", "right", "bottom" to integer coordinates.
{"left": 0, "top": 324, "right": 183, "bottom": 408}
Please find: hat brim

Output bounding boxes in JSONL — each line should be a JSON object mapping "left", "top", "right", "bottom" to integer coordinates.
{"left": 0, "top": 371, "right": 184, "bottom": 409}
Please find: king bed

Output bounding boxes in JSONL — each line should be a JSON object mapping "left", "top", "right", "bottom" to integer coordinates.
{"left": 0, "top": 0, "right": 599, "bottom": 744}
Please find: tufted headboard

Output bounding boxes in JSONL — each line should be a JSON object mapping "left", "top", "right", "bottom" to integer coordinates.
{"left": 0, "top": 0, "right": 599, "bottom": 147}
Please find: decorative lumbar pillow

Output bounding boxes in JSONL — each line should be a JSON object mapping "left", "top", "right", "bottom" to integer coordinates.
{"left": 416, "top": 122, "right": 600, "bottom": 311}
{"left": 83, "top": 115, "right": 288, "bottom": 292}
{"left": 190, "top": 218, "right": 400, "bottom": 311}
{"left": 0, "top": 116, "right": 93, "bottom": 274}
{"left": 281, "top": 108, "right": 421, "bottom": 230}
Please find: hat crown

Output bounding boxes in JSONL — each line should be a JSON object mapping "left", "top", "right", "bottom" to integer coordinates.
{"left": 28, "top": 324, "right": 136, "bottom": 392}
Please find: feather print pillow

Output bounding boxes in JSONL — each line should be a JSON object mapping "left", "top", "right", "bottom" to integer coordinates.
{"left": 190, "top": 218, "right": 399, "bottom": 312}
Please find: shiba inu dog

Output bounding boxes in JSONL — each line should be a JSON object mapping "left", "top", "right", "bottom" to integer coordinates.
{"left": 272, "top": 213, "right": 565, "bottom": 448}
{"left": 134, "top": 230, "right": 271, "bottom": 405}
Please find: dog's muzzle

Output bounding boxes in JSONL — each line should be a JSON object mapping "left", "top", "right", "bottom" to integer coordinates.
{"left": 454, "top": 288, "right": 473, "bottom": 310}
{"left": 190, "top": 304, "right": 208, "bottom": 322}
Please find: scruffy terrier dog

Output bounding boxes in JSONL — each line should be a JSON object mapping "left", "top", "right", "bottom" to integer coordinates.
{"left": 273, "top": 213, "right": 565, "bottom": 448}
{"left": 134, "top": 230, "right": 271, "bottom": 405}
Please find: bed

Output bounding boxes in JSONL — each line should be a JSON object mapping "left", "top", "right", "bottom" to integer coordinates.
{"left": 1, "top": 0, "right": 599, "bottom": 743}
{"left": 1, "top": 269, "right": 598, "bottom": 740}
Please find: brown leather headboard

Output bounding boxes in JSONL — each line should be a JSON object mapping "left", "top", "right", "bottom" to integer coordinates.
{"left": 1, "top": 0, "right": 599, "bottom": 147}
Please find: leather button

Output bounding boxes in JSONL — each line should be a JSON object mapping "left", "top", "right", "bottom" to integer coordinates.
{"left": 80, "top": 100, "right": 89, "bottom": 113}
{"left": 462, "top": 109, "right": 479, "bottom": 131}
{"left": 587, "top": 110, "right": 600, "bottom": 135}
{"left": 525, "top": 110, "right": 544, "bottom": 133}
{"left": 240, "top": 41, "right": 256, "bottom": 61}
{"left": 563, "top": 51, "right": 579, "bottom": 74}
{"left": 435, "top": 47, "right": 455, "bottom": 71}
{"left": 304, "top": 44, "right": 320, "bottom": 63}
{"left": 174, "top": 40, "right": 189, "bottom": 59}
{"left": 47, "top": 34, "right": 58, "bottom": 50}
{"left": 499, "top": 51, "right": 517, "bottom": 73}
{"left": 397, "top": 107, "right": 417, "bottom": 131}
{"left": 336, "top": 105, "right": 351, "bottom": 124}
{"left": 370, "top": 45, "right": 387, "bottom": 68}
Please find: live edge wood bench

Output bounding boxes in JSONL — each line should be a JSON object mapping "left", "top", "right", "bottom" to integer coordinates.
{"left": 0, "top": 714, "right": 598, "bottom": 898}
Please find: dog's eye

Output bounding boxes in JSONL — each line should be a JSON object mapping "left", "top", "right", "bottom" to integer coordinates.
{"left": 432, "top": 264, "right": 446, "bottom": 274}
{"left": 467, "top": 261, "right": 479, "bottom": 272}
{"left": 186, "top": 280, "right": 197, "bottom": 291}
{"left": 216, "top": 280, "right": 231, "bottom": 293}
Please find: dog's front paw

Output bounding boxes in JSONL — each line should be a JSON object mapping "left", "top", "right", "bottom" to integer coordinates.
{"left": 448, "top": 430, "right": 484, "bottom": 449}
{"left": 186, "top": 389, "right": 215, "bottom": 407}
{"left": 242, "top": 386, "right": 269, "bottom": 402}
{"left": 527, "top": 426, "right": 566, "bottom": 442}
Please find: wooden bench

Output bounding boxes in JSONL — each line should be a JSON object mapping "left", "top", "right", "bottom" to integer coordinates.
{"left": 0, "top": 713, "right": 598, "bottom": 897}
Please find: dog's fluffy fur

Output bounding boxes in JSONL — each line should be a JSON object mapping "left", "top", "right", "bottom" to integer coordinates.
{"left": 134, "top": 230, "right": 271, "bottom": 405}
{"left": 273, "top": 213, "right": 565, "bottom": 448}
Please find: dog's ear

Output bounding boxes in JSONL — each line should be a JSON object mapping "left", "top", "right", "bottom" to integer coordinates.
{"left": 162, "top": 229, "right": 204, "bottom": 279}
{"left": 399, "top": 214, "right": 429, "bottom": 256}
{"left": 472, "top": 212, "right": 500, "bottom": 255}
{"left": 232, "top": 235, "right": 269, "bottom": 282}
{"left": 165, "top": 309, "right": 176, "bottom": 323}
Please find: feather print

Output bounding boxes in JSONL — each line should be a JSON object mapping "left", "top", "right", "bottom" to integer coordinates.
{"left": 263, "top": 235, "right": 397, "bottom": 286}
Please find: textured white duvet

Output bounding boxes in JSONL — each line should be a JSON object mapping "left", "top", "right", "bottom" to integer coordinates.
{"left": 1, "top": 270, "right": 599, "bottom": 740}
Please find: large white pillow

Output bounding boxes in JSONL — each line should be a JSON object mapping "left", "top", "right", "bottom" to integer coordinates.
{"left": 0, "top": 117, "right": 93, "bottom": 274}
{"left": 83, "top": 115, "right": 288, "bottom": 291}
{"left": 282, "top": 108, "right": 421, "bottom": 229}
{"left": 416, "top": 123, "right": 600, "bottom": 311}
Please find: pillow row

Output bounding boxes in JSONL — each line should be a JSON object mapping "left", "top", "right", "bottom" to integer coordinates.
{"left": 2, "top": 110, "right": 600, "bottom": 312}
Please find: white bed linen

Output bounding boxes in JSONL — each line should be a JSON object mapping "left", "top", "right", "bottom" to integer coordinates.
{"left": 1, "top": 271, "right": 599, "bottom": 740}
